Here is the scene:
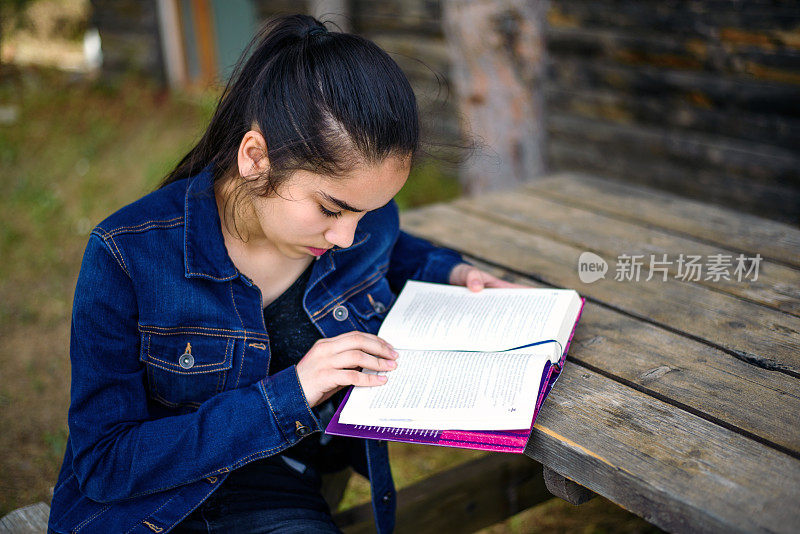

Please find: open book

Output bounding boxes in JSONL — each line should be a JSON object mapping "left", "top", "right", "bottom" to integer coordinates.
{"left": 325, "top": 280, "right": 585, "bottom": 453}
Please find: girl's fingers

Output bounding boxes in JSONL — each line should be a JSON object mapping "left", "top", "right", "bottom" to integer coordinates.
{"left": 336, "top": 349, "right": 397, "bottom": 372}
{"left": 466, "top": 269, "right": 485, "bottom": 292}
{"left": 325, "top": 331, "right": 398, "bottom": 359}
{"left": 338, "top": 369, "right": 388, "bottom": 387}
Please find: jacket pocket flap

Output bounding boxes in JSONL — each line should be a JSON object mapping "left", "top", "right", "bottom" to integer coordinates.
{"left": 346, "top": 277, "right": 396, "bottom": 321}
{"left": 139, "top": 329, "right": 234, "bottom": 374}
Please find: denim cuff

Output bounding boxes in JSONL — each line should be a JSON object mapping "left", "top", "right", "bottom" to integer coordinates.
{"left": 420, "top": 251, "right": 471, "bottom": 285}
{"left": 259, "top": 365, "right": 321, "bottom": 443}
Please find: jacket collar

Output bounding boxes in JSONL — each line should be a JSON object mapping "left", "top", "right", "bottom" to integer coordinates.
{"left": 183, "top": 166, "right": 239, "bottom": 281}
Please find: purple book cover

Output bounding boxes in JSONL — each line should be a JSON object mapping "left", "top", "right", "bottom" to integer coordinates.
{"left": 325, "top": 297, "right": 586, "bottom": 454}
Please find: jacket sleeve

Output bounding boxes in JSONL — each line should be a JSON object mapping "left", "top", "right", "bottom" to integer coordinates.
{"left": 386, "top": 223, "right": 468, "bottom": 293}
{"left": 67, "top": 233, "right": 320, "bottom": 503}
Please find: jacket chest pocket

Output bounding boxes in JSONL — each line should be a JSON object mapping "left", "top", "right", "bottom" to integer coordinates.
{"left": 140, "top": 329, "right": 235, "bottom": 408}
{"left": 346, "top": 277, "right": 396, "bottom": 335}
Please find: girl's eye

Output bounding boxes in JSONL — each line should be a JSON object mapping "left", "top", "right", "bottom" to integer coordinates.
{"left": 319, "top": 205, "right": 343, "bottom": 218}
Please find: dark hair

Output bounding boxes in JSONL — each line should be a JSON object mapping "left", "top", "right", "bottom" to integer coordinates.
{"left": 159, "top": 14, "right": 419, "bottom": 237}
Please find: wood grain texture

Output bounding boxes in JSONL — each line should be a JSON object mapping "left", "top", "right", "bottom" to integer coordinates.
{"left": 400, "top": 204, "right": 800, "bottom": 375}
{"left": 454, "top": 258, "right": 800, "bottom": 458}
{"left": 524, "top": 173, "right": 800, "bottom": 269}
{"left": 0, "top": 502, "right": 49, "bottom": 533}
{"left": 452, "top": 188, "right": 800, "bottom": 316}
{"left": 527, "top": 367, "right": 800, "bottom": 534}
{"left": 546, "top": 139, "right": 800, "bottom": 226}
{"left": 545, "top": 0, "right": 800, "bottom": 224}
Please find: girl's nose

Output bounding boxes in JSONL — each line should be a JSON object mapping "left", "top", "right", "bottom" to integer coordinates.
{"left": 324, "top": 217, "right": 358, "bottom": 249}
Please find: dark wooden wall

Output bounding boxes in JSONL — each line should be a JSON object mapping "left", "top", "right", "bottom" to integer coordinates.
{"left": 544, "top": 0, "right": 800, "bottom": 225}
{"left": 341, "top": 0, "right": 800, "bottom": 223}
{"left": 93, "top": 0, "right": 800, "bottom": 224}
{"left": 348, "top": 1, "right": 462, "bottom": 150}
{"left": 90, "top": 0, "right": 164, "bottom": 84}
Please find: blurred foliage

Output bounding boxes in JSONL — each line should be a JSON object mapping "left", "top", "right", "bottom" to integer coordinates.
{"left": 1, "top": 0, "right": 88, "bottom": 40}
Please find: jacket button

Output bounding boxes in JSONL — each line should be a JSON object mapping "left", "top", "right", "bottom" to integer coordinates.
{"left": 381, "top": 490, "right": 393, "bottom": 504}
{"left": 372, "top": 301, "right": 386, "bottom": 314}
{"left": 332, "top": 305, "right": 349, "bottom": 322}
{"left": 179, "top": 352, "right": 194, "bottom": 369}
{"left": 295, "top": 421, "right": 311, "bottom": 437}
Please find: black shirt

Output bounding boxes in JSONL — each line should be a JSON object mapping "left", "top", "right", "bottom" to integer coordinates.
{"left": 211, "top": 261, "right": 355, "bottom": 508}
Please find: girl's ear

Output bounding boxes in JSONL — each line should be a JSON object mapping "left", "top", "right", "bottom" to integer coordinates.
{"left": 237, "top": 130, "right": 270, "bottom": 178}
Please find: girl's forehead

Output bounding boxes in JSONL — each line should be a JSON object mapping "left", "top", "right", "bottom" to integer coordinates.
{"left": 294, "top": 157, "right": 410, "bottom": 209}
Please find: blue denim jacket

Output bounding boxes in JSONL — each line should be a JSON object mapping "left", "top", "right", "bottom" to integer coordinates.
{"left": 47, "top": 167, "right": 464, "bottom": 534}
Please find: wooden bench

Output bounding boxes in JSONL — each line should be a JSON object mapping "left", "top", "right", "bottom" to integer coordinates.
{"left": 6, "top": 172, "right": 799, "bottom": 533}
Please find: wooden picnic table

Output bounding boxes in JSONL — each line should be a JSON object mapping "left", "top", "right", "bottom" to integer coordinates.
{"left": 4, "top": 173, "right": 799, "bottom": 534}
{"left": 393, "top": 172, "right": 800, "bottom": 533}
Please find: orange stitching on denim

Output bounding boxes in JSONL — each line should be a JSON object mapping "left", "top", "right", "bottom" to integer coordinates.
{"left": 315, "top": 265, "right": 387, "bottom": 316}
{"left": 292, "top": 366, "right": 317, "bottom": 422}
{"left": 230, "top": 281, "right": 244, "bottom": 328}
{"left": 105, "top": 234, "right": 130, "bottom": 276}
{"left": 311, "top": 268, "right": 387, "bottom": 318}
{"left": 248, "top": 342, "right": 267, "bottom": 350}
{"left": 73, "top": 503, "right": 111, "bottom": 532}
{"left": 233, "top": 337, "right": 246, "bottom": 388}
{"left": 93, "top": 230, "right": 131, "bottom": 278}
{"left": 185, "top": 270, "right": 237, "bottom": 280}
{"left": 216, "top": 338, "right": 231, "bottom": 391}
{"left": 106, "top": 216, "right": 183, "bottom": 236}
{"left": 232, "top": 444, "right": 283, "bottom": 466}
{"left": 123, "top": 491, "right": 182, "bottom": 534}
{"left": 259, "top": 380, "right": 286, "bottom": 440}
{"left": 145, "top": 336, "right": 229, "bottom": 371}
{"left": 142, "top": 520, "right": 163, "bottom": 532}
{"left": 107, "top": 217, "right": 182, "bottom": 233}
{"left": 138, "top": 324, "right": 266, "bottom": 341}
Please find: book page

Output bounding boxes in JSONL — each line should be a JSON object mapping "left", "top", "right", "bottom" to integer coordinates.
{"left": 378, "top": 281, "right": 580, "bottom": 357}
{"left": 337, "top": 348, "right": 549, "bottom": 430}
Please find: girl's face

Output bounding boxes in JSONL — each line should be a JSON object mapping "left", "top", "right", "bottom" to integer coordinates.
{"left": 247, "top": 155, "right": 410, "bottom": 261}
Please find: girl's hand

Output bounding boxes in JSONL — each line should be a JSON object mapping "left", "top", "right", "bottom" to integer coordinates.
{"left": 295, "top": 331, "right": 398, "bottom": 407}
{"left": 448, "top": 263, "right": 528, "bottom": 292}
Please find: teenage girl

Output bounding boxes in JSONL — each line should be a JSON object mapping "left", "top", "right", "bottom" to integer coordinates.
{"left": 47, "top": 14, "right": 516, "bottom": 534}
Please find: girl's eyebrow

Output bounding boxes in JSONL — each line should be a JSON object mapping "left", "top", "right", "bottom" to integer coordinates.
{"left": 318, "top": 191, "right": 366, "bottom": 213}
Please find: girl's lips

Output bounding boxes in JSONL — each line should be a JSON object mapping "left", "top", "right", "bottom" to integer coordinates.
{"left": 307, "top": 247, "right": 328, "bottom": 256}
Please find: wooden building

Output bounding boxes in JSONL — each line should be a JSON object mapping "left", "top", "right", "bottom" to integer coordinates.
{"left": 91, "top": 0, "right": 800, "bottom": 225}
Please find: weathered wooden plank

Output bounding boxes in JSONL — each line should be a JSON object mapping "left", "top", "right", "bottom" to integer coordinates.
{"left": 547, "top": 26, "right": 800, "bottom": 82}
{"left": 0, "top": 502, "right": 49, "bottom": 534}
{"left": 352, "top": 0, "right": 444, "bottom": 35}
{"left": 400, "top": 205, "right": 800, "bottom": 375}
{"left": 524, "top": 173, "right": 800, "bottom": 269}
{"left": 334, "top": 454, "right": 552, "bottom": 533}
{"left": 545, "top": 86, "right": 800, "bottom": 150}
{"left": 451, "top": 191, "right": 800, "bottom": 316}
{"left": 527, "top": 367, "right": 800, "bottom": 534}
{"left": 548, "top": 58, "right": 800, "bottom": 116}
{"left": 547, "top": 114, "right": 800, "bottom": 186}
{"left": 453, "top": 257, "right": 800, "bottom": 457}
{"left": 549, "top": 1, "right": 800, "bottom": 36}
{"left": 546, "top": 140, "right": 800, "bottom": 225}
